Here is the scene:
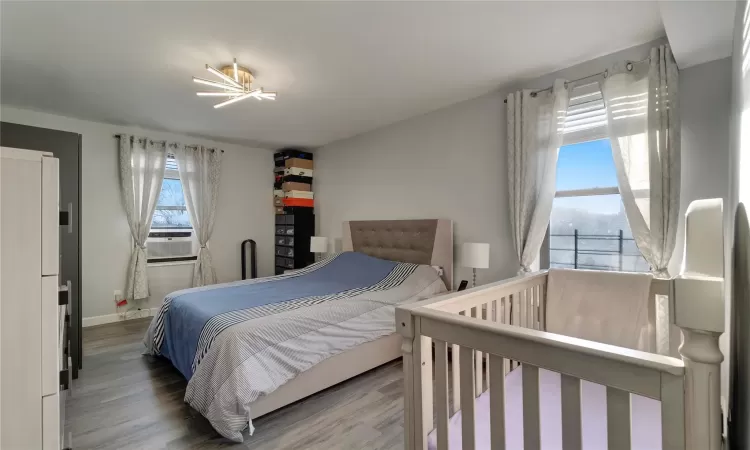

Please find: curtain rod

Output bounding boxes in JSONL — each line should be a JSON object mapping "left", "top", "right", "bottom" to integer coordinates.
{"left": 503, "top": 57, "right": 648, "bottom": 104}
{"left": 113, "top": 134, "right": 224, "bottom": 152}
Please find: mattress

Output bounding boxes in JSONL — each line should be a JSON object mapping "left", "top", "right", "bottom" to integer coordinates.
{"left": 143, "top": 252, "right": 446, "bottom": 442}
{"left": 427, "top": 365, "right": 661, "bottom": 450}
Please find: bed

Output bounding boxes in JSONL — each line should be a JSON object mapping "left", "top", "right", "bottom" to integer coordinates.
{"left": 398, "top": 199, "right": 725, "bottom": 450}
{"left": 143, "top": 218, "right": 453, "bottom": 442}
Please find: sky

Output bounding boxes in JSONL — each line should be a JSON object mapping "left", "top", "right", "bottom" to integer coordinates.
{"left": 554, "top": 139, "right": 622, "bottom": 215}
{"left": 556, "top": 139, "right": 618, "bottom": 191}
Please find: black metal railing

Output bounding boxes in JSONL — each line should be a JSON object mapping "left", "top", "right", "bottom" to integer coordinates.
{"left": 549, "top": 230, "right": 647, "bottom": 272}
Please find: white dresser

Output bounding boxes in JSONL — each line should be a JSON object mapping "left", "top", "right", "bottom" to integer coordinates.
{"left": 1, "top": 147, "right": 66, "bottom": 449}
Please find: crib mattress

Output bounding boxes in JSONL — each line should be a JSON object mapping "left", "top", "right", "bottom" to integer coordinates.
{"left": 427, "top": 365, "right": 662, "bottom": 450}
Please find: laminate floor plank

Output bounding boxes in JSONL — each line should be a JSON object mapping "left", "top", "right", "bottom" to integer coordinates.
{"left": 68, "top": 319, "right": 405, "bottom": 449}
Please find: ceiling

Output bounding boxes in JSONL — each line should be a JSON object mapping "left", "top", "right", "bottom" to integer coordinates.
{"left": 659, "top": 0, "right": 736, "bottom": 69}
{"left": 0, "top": 1, "right": 668, "bottom": 149}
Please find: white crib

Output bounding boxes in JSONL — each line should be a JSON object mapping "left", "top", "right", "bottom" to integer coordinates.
{"left": 397, "top": 198, "right": 725, "bottom": 450}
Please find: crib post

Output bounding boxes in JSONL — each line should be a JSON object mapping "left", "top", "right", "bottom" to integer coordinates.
{"left": 396, "top": 306, "right": 417, "bottom": 450}
{"left": 673, "top": 198, "right": 725, "bottom": 450}
{"left": 674, "top": 276, "right": 724, "bottom": 450}
{"left": 397, "top": 305, "right": 432, "bottom": 450}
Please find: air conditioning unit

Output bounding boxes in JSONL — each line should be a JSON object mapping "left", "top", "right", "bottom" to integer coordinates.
{"left": 146, "top": 230, "right": 197, "bottom": 260}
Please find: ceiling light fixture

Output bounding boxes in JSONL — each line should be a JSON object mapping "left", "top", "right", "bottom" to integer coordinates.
{"left": 194, "top": 58, "right": 276, "bottom": 108}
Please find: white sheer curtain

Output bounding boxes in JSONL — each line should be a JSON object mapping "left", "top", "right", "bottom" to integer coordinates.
{"left": 602, "top": 45, "right": 680, "bottom": 356}
{"left": 118, "top": 135, "right": 167, "bottom": 301}
{"left": 507, "top": 79, "right": 570, "bottom": 274}
{"left": 602, "top": 45, "right": 680, "bottom": 278}
{"left": 174, "top": 145, "right": 223, "bottom": 287}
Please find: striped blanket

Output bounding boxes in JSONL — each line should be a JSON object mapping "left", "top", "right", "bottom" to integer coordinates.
{"left": 143, "top": 252, "right": 446, "bottom": 442}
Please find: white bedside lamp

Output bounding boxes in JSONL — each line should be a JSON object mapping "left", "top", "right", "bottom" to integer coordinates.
{"left": 460, "top": 242, "right": 490, "bottom": 287}
{"left": 310, "top": 236, "right": 329, "bottom": 261}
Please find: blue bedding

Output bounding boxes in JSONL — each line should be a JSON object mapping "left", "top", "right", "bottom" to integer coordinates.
{"left": 156, "top": 252, "right": 399, "bottom": 379}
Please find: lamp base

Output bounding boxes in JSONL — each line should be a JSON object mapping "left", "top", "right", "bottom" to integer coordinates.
{"left": 472, "top": 268, "right": 477, "bottom": 288}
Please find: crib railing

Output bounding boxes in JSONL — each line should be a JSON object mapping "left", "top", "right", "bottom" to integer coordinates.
{"left": 427, "top": 269, "right": 673, "bottom": 352}
{"left": 424, "top": 272, "right": 547, "bottom": 325}
{"left": 449, "top": 272, "right": 548, "bottom": 381}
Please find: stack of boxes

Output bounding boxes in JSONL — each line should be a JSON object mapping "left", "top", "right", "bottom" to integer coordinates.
{"left": 273, "top": 149, "right": 315, "bottom": 274}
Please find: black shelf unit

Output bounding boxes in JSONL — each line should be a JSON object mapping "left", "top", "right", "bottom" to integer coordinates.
{"left": 273, "top": 148, "right": 315, "bottom": 275}
{"left": 274, "top": 209, "right": 315, "bottom": 274}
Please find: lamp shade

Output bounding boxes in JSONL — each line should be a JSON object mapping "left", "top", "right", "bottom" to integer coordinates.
{"left": 460, "top": 243, "right": 490, "bottom": 269}
{"left": 310, "top": 236, "right": 329, "bottom": 253}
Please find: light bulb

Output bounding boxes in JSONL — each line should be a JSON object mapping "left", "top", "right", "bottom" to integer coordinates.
{"left": 214, "top": 89, "right": 261, "bottom": 108}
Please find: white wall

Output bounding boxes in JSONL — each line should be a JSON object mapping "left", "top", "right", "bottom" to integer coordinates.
{"left": 669, "top": 57, "right": 733, "bottom": 276}
{"left": 736, "top": 2, "right": 750, "bottom": 209}
{"left": 0, "top": 106, "right": 274, "bottom": 319}
{"left": 316, "top": 92, "right": 511, "bottom": 285}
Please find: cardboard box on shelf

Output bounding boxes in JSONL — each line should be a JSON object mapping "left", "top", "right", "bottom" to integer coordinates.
{"left": 274, "top": 149, "right": 313, "bottom": 167}
{"left": 284, "top": 167, "right": 313, "bottom": 177}
{"left": 285, "top": 190, "right": 314, "bottom": 199}
{"left": 284, "top": 158, "right": 314, "bottom": 170}
{"left": 282, "top": 182, "right": 311, "bottom": 192}
{"left": 282, "top": 198, "right": 314, "bottom": 208}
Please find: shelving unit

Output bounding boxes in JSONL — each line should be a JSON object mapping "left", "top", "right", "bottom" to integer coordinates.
{"left": 273, "top": 149, "right": 315, "bottom": 274}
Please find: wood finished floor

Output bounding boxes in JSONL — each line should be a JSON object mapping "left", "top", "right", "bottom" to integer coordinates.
{"left": 68, "top": 318, "right": 405, "bottom": 450}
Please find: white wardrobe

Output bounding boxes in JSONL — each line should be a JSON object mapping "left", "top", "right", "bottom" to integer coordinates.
{"left": 1, "top": 147, "right": 65, "bottom": 449}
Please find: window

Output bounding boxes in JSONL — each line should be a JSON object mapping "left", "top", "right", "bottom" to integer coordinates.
{"left": 544, "top": 83, "right": 649, "bottom": 273}
{"left": 152, "top": 158, "right": 190, "bottom": 229}
{"left": 146, "top": 156, "right": 198, "bottom": 263}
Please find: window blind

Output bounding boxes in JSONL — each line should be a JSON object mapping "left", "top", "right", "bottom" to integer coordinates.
{"left": 563, "top": 82, "right": 607, "bottom": 145}
{"left": 165, "top": 155, "right": 178, "bottom": 171}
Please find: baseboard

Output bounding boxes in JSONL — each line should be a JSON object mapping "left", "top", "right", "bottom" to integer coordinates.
{"left": 82, "top": 308, "right": 159, "bottom": 327}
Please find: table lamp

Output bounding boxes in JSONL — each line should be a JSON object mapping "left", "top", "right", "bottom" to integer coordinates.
{"left": 460, "top": 242, "right": 490, "bottom": 287}
{"left": 310, "top": 236, "right": 329, "bottom": 262}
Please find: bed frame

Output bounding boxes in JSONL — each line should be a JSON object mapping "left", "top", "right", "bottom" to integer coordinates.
{"left": 397, "top": 199, "right": 725, "bottom": 450}
{"left": 251, "top": 219, "right": 453, "bottom": 420}
{"left": 342, "top": 219, "right": 454, "bottom": 290}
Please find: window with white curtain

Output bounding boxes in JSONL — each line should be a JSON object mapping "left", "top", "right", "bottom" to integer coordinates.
{"left": 146, "top": 155, "right": 198, "bottom": 263}
{"left": 544, "top": 82, "right": 649, "bottom": 272}
{"left": 151, "top": 157, "right": 190, "bottom": 229}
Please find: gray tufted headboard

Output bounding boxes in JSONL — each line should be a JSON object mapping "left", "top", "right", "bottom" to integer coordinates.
{"left": 342, "top": 219, "right": 453, "bottom": 290}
